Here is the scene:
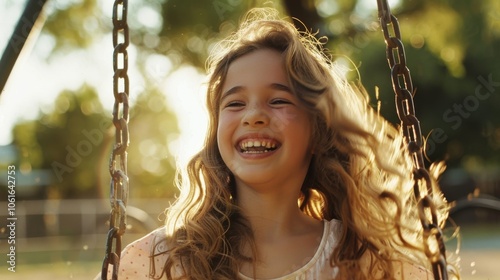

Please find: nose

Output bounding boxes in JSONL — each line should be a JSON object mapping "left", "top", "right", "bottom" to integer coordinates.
{"left": 242, "top": 105, "right": 270, "bottom": 127}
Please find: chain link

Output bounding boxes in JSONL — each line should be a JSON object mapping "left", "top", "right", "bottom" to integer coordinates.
{"left": 101, "top": 0, "right": 130, "bottom": 279}
{"left": 376, "top": 1, "right": 448, "bottom": 279}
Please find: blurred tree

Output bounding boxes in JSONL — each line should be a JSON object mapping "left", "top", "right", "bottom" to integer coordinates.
{"left": 43, "top": 0, "right": 104, "bottom": 55}
{"left": 13, "top": 85, "right": 110, "bottom": 198}
{"left": 12, "top": 121, "right": 43, "bottom": 172}
{"left": 11, "top": 84, "right": 179, "bottom": 199}
{"left": 351, "top": 0, "right": 500, "bottom": 169}
{"left": 278, "top": 0, "right": 500, "bottom": 169}
{"left": 126, "top": 87, "right": 179, "bottom": 199}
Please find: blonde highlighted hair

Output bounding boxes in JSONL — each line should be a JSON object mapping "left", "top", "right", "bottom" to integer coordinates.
{"left": 154, "top": 8, "right": 455, "bottom": 279}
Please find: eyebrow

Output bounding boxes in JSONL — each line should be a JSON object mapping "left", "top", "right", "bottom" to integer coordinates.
{"left": 221, "top": 86, "right": 243, "bottom": 100}
{"left": 221, "top": 83, "right": 293, "bottom": 100}
{"left": 270, "top": 83, "right": 293, "bottom": 93}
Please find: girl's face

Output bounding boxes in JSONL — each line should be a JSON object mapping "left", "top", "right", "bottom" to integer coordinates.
{"left": 217, "top": 48, "right": 313, "bottom": 192}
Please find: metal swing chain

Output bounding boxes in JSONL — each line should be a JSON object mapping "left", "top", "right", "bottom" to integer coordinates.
{"left": 101, "top": 0, "right": 130, "bottom": 279}
{"left": 376, "top": 1, "right": 448, "bottom": 279}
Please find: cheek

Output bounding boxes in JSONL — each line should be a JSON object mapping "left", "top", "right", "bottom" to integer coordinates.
{"left": 271, "top": 108, "right": 309, "bottom": 133}
{"left": 216, "top": 114, "right": 240, "bottom": 172}
{"left": 217, "top": 113, "right": 233, "bottom": 151}
{"left": 216, "top": 117, "right": 224, "bottom": 150}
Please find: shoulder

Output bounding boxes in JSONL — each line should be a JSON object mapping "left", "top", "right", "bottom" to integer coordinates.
{"left": 95, "top": 227, "right": 170, "bottom": 280}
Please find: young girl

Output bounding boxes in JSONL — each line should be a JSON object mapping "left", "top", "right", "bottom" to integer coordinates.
{"left": 99, "top": 8, "right": 459, "bottom": 280}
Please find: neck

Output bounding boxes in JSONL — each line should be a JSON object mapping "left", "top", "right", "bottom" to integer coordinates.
{"left": 236, "top": 183, "right": 318, "bottom": 243}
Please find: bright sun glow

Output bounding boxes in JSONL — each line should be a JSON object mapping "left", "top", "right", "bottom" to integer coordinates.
{"left": 163, "top": 66, "right": 209, "bottom": 167}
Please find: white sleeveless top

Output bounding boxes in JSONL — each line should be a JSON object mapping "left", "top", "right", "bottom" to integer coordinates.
{"left": 97, "top": 219, "right": 342, "bottom": 279}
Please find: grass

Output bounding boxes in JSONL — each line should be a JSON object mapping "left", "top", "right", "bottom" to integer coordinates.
{"left": 1, "top": 260, "right": 102, "bottom": 279}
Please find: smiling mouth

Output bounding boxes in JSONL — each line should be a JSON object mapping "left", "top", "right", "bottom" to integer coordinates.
{"left": 238, "top": 139, "right": 279, "bottom": 154}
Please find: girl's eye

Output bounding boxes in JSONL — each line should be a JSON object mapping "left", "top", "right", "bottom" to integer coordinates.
{"left": 270, "top": 99, "right": 292, "bottom": 105}
{"left": 224, "top": 101, "right": 245, "bottom": 108}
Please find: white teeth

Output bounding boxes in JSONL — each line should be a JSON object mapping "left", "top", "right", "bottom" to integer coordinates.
{"left": 239, "top": 139, "right": 278, "bottom": 152}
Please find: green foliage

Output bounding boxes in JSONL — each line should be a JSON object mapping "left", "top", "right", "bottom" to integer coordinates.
{"left": 43, "top": 0, "right": 103, "bottom": 54}
{"left": 11, "top": 85, "right": 179, "bottom": 199}
{"left": 352, "top": 0, "right": 500, "bottom": 168}
{"left": 150, "top": 0, "right": 249, "bottom": 68}
{"left": 126, "top": 88, "right": 179, "bottom": 199}
{"left": 283, "top": 0, "right": 500, "bottom": 169}
{"left": 9, "top": 86, "right": 104, "bottom": 198}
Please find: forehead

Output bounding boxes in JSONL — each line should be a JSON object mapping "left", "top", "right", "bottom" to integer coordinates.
{"left": 223, "top": 48, "right": 288, "bottom": 88}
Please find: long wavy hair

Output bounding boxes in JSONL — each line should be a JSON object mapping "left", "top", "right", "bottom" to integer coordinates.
{"left": 153, "top": 8, "right": 456, "bottom": 280}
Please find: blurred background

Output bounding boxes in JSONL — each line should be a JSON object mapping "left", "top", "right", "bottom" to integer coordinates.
{"left": 0, "top": 0, "right": 499, "bottom": 279}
